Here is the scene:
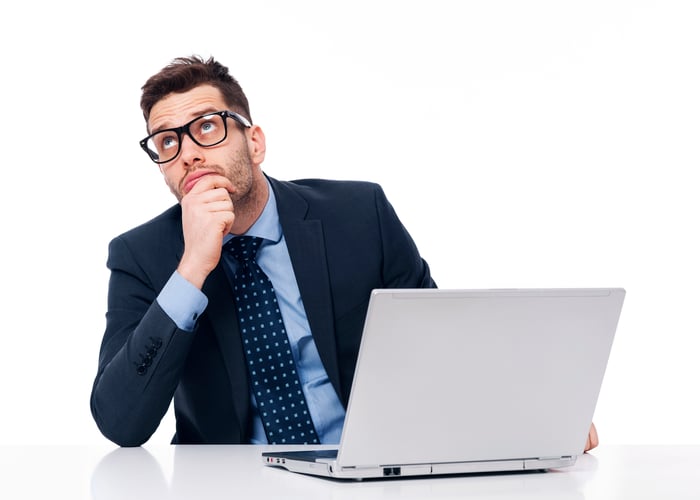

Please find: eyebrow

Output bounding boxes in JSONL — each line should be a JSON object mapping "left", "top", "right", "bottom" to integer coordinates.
{"left": 149, "top": 107, "right": 222, "bottom": 134}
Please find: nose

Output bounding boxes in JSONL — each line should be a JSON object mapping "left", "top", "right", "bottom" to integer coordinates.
{"left": 179, "top": 133, "right": 204, "bottom": 167}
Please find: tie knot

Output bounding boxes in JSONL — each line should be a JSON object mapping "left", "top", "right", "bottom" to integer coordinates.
{"left": 225, "top": 236, "right": 264, "bottom": 263}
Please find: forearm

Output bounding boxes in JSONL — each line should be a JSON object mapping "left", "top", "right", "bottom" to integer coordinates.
{"left": 91, "top": 235, "right": 204, "bottom": 446}
{"left": 90, "top": 301, "right": 194, "bottom": 446}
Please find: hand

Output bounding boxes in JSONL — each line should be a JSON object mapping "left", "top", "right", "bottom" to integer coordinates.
{"left": 584, "top": 422, "right": 599, "bottom": 452}
{"left": 177, "top": 173, "right": 235, "bottom": 288}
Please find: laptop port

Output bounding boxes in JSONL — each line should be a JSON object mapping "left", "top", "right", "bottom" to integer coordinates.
{"left": 383, "top": 467, "right": 401, "bottom": 476}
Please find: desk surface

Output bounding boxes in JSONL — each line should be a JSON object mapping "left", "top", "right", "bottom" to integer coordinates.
{"left": 1, "top": 444, "right": 698, "bottom": 499}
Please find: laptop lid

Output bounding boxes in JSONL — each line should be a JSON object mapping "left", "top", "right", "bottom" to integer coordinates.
{"left": 263, "top": 288, "right": 625, "bottom": 479}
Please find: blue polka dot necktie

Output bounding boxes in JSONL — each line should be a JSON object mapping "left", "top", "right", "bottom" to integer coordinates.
{"left": 224, "top": 236, "right": 319, "bottom": 444}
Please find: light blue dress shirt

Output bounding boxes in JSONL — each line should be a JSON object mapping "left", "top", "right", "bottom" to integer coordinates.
{"left": 157, "top": 181, "right": 345, "bottom": 444}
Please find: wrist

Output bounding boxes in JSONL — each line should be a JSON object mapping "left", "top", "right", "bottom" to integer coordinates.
{"left": 177, "top": 257, "right": 210, "bottom": 289}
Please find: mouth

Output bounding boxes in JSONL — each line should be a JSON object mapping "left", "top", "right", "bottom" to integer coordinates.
{"left": 182, "top": 170, "right": 215, "bottom": 194}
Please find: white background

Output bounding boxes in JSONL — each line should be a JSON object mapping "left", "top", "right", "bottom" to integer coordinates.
{"left": 1, "top": 1, "right": 698, "bottom": 446}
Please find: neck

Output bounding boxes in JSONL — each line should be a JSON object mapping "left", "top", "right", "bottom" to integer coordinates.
{"left": 229, "top": 173, "right": 269, "bottom": 235}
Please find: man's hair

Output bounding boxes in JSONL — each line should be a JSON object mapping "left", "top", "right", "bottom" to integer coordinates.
{"left": 140, "top": 55, "right": 252, "bottom": 123}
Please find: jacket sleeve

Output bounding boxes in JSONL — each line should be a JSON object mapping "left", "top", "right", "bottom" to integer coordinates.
{"left": 90, "top": 235, "right": 195, "bottom": 447}
{"left": 373, "top": 185, "right": 437, "bottom": 289}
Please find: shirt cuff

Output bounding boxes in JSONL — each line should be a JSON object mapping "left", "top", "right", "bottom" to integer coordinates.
{"left": 156, "top": 271, "right": 208, "bottom": 332}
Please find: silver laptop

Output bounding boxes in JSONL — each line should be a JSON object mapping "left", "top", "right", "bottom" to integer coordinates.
{"left": 262, "top": 288, "right": 625, "bottom": 480}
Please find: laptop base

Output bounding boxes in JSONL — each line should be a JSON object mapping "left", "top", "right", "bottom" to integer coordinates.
{"left": 262, "top": 449, "right": 578, "bottom": 480}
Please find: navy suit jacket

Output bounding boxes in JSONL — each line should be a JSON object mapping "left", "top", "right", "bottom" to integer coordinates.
{"left": 90, "top": 176, "right": 435, "bottom": 446}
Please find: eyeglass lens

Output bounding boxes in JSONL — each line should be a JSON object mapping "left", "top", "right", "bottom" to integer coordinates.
{"left": 145, "top": 113, "right": 228, "bottom": 163}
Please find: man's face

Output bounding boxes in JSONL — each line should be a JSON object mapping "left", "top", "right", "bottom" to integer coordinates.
{"left": 147, "top": 84, "right": 260, "bottom": 202}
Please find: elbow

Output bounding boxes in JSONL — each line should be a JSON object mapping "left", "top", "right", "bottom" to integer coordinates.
{"left": 90, "top": 392, "right": 151, "bottom": 448}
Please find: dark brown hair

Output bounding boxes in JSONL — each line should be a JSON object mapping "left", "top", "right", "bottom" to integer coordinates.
{"left": 140, "top": 55, "right": 252, "bottom": 123}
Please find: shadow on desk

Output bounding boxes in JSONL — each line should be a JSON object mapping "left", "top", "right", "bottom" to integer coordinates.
{"left": 90, "top": 446, "right": 598, "bottom": 500}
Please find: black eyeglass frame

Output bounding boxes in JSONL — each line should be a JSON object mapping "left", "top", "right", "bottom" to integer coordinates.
{"left": 139, "top": 110, "right": 252, "bottom": 164}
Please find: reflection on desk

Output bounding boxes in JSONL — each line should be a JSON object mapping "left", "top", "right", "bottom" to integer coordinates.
{"left": 1, "top": 445, "right": 699, "bottom": 499}
{"left": 91, "top": 445, "right": 591, "bottom": 500}
{"left": 91, "top": 444, "right": 592, "bottom": 500}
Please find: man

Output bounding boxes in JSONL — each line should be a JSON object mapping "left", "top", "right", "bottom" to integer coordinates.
{"left": 90, "top": 55, "right": 435, "bottom": 447}
{"left": 90, "top": 55, "right": 599, "bottom": 451}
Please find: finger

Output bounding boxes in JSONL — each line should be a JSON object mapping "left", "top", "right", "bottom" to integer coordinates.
{"left": 183, "top": 189, "right": 235, "bottom": 213}
{"left": 202, "top": 199, "right": 235, "bottom": 214}
{"left": 584, "top": 423, "right": 599, "bottom": 452}
{"left": 185, "top": 173, "right": 234, "bottom": 195}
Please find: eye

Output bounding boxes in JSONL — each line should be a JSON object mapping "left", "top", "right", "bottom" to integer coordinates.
{"left": 198, "top": 118, "right": 218, "bottom": 136}
{"left": 158, "top": 132, "right": 178, "bottom": 151}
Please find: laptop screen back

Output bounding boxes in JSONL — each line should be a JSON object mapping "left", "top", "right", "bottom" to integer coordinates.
{"left": 336, "top": 288, "right": 624, "bottom": 468}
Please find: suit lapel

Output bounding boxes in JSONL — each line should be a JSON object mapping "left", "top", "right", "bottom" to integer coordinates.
{"left": 202, "top": 264, "right": 250, "bottom": 437}
{"left": 270, "top": 178, "right": 342, "bottom": 396}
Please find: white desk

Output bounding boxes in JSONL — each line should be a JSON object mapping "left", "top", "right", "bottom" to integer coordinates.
{"left": 1, "top": 445, "right": 698, "bottom": 499}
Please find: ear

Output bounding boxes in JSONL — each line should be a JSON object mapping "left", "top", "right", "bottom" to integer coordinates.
{"left": 247, "top": 125, "right": 266, "bottom": 166}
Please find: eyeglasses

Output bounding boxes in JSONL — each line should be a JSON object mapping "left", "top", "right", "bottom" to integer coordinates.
{"left": 140, "top": 110, "right": 252, "bottom": 164}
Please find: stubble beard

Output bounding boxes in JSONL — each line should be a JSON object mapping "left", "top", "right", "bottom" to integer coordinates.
{"left": 226, "top": 145, "right": 258, "bottom": 219}
{"left": 168, "top": 144, "right": 256, "bottom": 206}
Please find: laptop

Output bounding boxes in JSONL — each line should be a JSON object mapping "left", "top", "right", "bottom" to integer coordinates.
{"left": 262, "top": 287, "right": 625, "bottom": 480}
